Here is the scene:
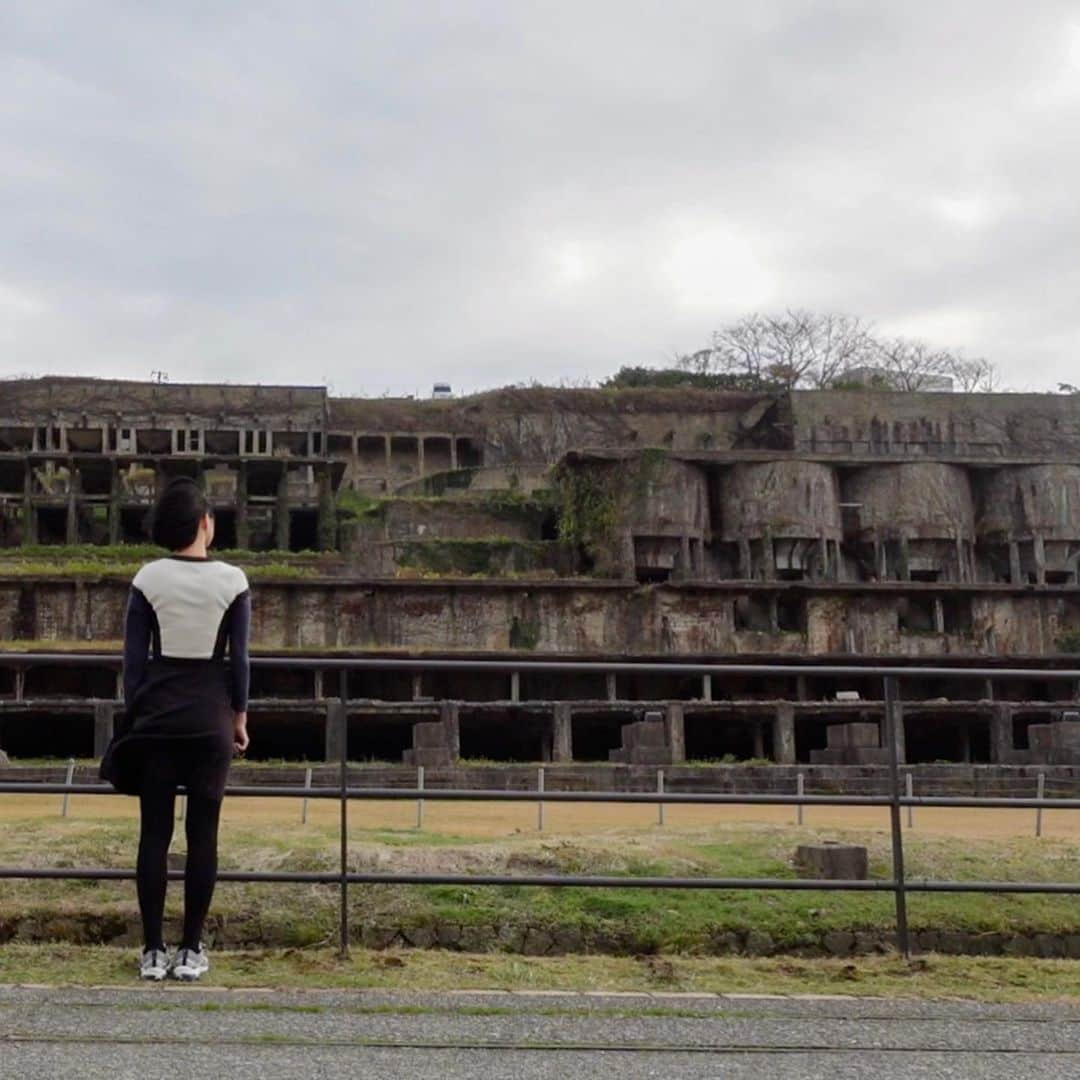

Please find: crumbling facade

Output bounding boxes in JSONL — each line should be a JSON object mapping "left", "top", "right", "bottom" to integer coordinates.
{"left": 0, "top": 376, "right": 1078, "bottom": 769}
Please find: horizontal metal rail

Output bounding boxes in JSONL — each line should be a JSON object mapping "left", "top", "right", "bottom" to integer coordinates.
{"left": 5, "top": 782, "right": 1080, "bottom": 811}
{"left": 2, "top": 651, "right": 1079, "bottom": 680}
{"left": 1, "top": 866, "right": 1079, "bottom": 894}
{"left": 3, "top": 659, "right": 1080, "bottom": 960}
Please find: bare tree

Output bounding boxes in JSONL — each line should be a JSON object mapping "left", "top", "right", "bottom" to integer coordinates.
{"left": 679, "top": 310, "right": 1000, "bottom": 393}
{"left": 682, "top": 310, "right": 876, "bottom": 389}
{"left": 945, "top": 354, "right": 998, "bottom": 393}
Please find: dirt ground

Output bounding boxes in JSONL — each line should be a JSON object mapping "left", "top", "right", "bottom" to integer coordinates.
{"left": 1, "top": 792, "right": 1076, "bottom": 841}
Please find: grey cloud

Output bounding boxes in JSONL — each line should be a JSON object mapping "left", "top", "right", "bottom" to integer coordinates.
{"left": 2, "top": 1, "right": 1079, "bottom": 393}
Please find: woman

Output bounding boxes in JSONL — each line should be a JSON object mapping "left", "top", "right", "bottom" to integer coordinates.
{"left": 100, "top": 477, "right": 251, "bottom": 982}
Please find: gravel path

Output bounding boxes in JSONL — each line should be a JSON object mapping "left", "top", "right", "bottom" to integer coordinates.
{"left": 2, "top": 984, "right": 1078, "bottom": 1079}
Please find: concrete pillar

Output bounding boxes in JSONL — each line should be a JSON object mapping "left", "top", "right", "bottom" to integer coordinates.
{"left": 22, "top": 465, "right": 36, "bottom": 545}
{"left": 93, "top": 701, "right": 114, "bottom": 758}
{"left": 990, "top": 704, "right": 1013, "bottom": 763}
{"left": 679, "top": 534, "right": 691, "bottom": 579}
{"left": 772, "top": 703, "right": 796, "bottom": 764}
{"left": 889, "top": 701, "right": 907, "bottom": 765}
{"left": 418, "top": 437, "right": 426, "bottom": 476}
{"left": 738, "top": 538, "right": 752, "bottom": 579}
{"left": 762, "top": 528, "right": 775, "bottom": 580}
{"left": 450, "top": 438, "right": 458, "bottom": 471}
{"left": 440, "top": 701, "right": 460, "bottom": 761}
{"left": 606, "top": 673, "right": 617, "bottom": 701}
{"left": 959, "top": 723, "right": 972, "bottom": 764}
{"left": 933, "top": 596, "right": 945, "bottom": 634}
{"left": 108, "top": 460, "right": 120, "bottom": 545}
{"left": 664, "top": 703, "right": 686, "bottom": 763}
{"left": 1009, "top": 540, "right": 1022, "bottom": 585}
{"left": 384, "top": 435, "right": 392, "bottom": 476}
{"left": 411, "top": 672, "right": 424, "bottom": 701}
{"left": 510, "top": 671, "right": 520, "bottom": 702}
{"left": 552, "top": 702, "right": 573, "bottom": 762}
{"left": 1033, "top": 535, "right": 1046, "bottom": 585}
{"left": 898, "top": 535, "right": 911, "bottom": 582}
{"left": 275, "top": 466, "right": 290, "bottom": 550}
{"left": 325, "top": 699, "right": 346, "bottom": 762}
{"left": 316, "top": 465, "right": 336, "bottom": 550}
{"left": 236, "top": 461, "right": 250, "bottom": 550}
{"left": 753, "top": 722, "right": 765, "bottom": 760}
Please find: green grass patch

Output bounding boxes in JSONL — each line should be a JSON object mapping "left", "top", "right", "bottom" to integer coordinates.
{"left": 1, "top": 818, "right": 1079, "bottom": 951}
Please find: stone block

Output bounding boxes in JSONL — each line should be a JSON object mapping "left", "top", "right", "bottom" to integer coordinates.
{"left": 1028, "top": 724, "right": 1053, "bottom": 754}
{"left": 809, "top": 748, "right": 847, "bottom": 765}
{"left": 822, "top": 931, "right": 855, "bottom": 956}
{"left": 848, "top": 748, "right": 891, "bottom": 765}
{"left": 795, "top": 842, "right": 868, "bottom": 880}
{"left": 826, "top": 722, "right": 880, "bottom": 749}
{"left": 1052, "top": 721, "right": 1080, "bottom": 754}
{"left": 412, "top": 721, "right": 449, "bottom": 749}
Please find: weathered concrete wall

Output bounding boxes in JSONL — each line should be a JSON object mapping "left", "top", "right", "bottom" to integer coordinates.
{"left": 791, "top": 389, "right": 1080, "bottom": 458}
{"left": 625, "top": 457, "right": 710, "bottom": 539}
{"left": 717, "top": 461, "right": 842, "bottom": 541}
{"left": 844, "top": 463, "right": 974, "bottom": 540}
{"left": 979, "top": 465, "right": 1080, "bottom": 540}
{"left": 0, "top": 376, "right": 326, "bottom": 428}
{"left": 5, "top": 577, "right": 1078, "bottom": 657}
{"left": 342, "top": 499, "right": 543, "bottom": 545}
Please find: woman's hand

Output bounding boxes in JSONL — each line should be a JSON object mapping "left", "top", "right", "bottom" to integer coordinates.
{"left": 233, "top": 711, "right": 249, "bottom": 754}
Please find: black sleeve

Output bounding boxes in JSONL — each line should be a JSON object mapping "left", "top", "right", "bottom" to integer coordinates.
{"left": 122, "top": 586, "right": 153, "bottom": 709}
{"left": 226, "top": 589, "right": 251, "bottom": 711}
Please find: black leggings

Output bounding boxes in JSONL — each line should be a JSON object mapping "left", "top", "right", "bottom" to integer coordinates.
{"left": 136, "top": 747, "right": 227, "bottom": 952}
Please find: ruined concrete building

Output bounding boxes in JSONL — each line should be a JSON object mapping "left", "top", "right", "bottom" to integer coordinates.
{"left": 1, "top": 375, "right": 1078, "bottom": 771}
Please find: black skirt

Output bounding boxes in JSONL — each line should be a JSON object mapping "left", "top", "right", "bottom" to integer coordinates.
{"left": 99, "top": 656, "right": 235, "bottom": 800}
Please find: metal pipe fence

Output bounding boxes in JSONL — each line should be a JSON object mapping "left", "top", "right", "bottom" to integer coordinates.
{"left": 2, "top": 659, "right": 1080, "bottom": 960}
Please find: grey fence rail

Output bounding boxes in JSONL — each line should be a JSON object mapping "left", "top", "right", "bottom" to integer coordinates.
{"left": 3, "top": 657, "right": 1080, "bottom": 960}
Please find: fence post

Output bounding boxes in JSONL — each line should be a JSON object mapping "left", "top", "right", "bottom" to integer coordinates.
{"left": 60, "top": 758, "right": 74, "bottom": 818}
{"left": 884, "top": 675, "right": 911, "bottom": 959}
{"left": 1036, "top": 770, "right": 1045, "bottom": 838}
{"left": 537, "top": 766, "right": 545, "bottom": 832}
{"left": 905, "top": 772, "right": 913, "bottom": 829}
{"left": 336, "top": 674, "right": 349, "bottom": 960}
{"left": 796, "top": 772, "right": 804, "bottom": 826}
{"left": 301, "top": 766, "right": 312, "bottom": 824}
{"left": 416, "top": 765, "right": 425, "bottom": 830}
{"left": 657, "top": 768, "right": 665, "bottom": 827}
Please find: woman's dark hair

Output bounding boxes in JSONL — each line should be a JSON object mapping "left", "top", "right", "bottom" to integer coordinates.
{"left": 150, "top": 477, "right": 214, "bottom": 550}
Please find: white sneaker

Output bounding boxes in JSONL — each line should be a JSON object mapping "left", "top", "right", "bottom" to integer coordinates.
{"left": 139, "top": 947, "right": 169, "bottom": 982}
{"left": 170, "top": 945, "right": 209, "bottom": 981}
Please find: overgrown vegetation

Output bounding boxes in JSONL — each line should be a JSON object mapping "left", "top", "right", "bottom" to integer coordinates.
{"left": 550, "top": 450, "right": 667, "bottom": 575}
{"left": 396, "top": 538, "right": 551, "bottom": 577}
{"left": 1057, "top": 630, "right": 1080, "bottom": 654}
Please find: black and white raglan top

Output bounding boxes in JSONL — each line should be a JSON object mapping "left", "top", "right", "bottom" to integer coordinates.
{"left": 123, "top": 555, "right": 251, "bottom": 712}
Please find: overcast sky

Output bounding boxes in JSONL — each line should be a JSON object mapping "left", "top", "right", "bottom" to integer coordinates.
{"left": 3, "top": 2, "right": 1080, "bottom": 397}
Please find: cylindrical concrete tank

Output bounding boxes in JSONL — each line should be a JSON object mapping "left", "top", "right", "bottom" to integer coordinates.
{"left": 978, "top": 465, "right": 1080, "bottom": 541}
{"left": 718, "top": 461, "right": 842, "bottom": 541}
{"left": 844, "top": 464, "right": 975, "bottom": 540}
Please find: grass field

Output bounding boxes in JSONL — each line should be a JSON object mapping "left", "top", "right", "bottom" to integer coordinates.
{"left": 2, "top": 787, "right": 1080, "bottom": 958}
{"left": 1, "top": 789, "right": 1077, "bottom": 841}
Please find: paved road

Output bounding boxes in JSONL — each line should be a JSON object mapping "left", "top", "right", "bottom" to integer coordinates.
{"left": 2, "top": 983, "right": 1078, "bottom": 1079}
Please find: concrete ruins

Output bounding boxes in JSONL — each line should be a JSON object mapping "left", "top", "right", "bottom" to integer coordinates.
{"left": 0, "top": 375, "right": 1078, "bottom": 770}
